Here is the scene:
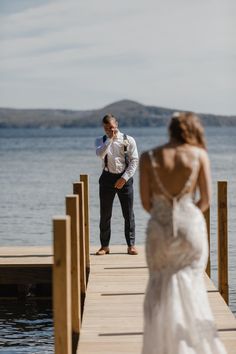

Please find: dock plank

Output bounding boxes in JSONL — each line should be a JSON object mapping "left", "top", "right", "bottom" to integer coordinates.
{"left": 0, "top": 246, "right": 53, "bottom": 266}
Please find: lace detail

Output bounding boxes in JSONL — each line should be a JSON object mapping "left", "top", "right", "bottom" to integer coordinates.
{"left": 142, "top": 148, "right": 227, "bottom": 354}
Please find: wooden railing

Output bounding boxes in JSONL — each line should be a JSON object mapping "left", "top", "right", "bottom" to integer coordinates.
{"left": 53, "top": 175, "right": 90, "bottom": 354}
{"left": 52, "top": 178, "right": 229, "bottom": 354}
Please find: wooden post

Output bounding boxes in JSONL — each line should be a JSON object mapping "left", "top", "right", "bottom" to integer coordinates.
{"left": 66, "top": 195, "right": 81, "bottom": 352}
{"left": 204, "top": 207, "right": 211, "bottom": 277}
{"left": 217, "top": 181, "right": 229, "bottom": 304}
{"left": 80, "top": 174, "right": 90, "bottom": 282}
{"left": 73, "top": 182, "right": 86, "bottom": 306}
{"left": 53, "top": 216, "right": 72, "bottom": 354}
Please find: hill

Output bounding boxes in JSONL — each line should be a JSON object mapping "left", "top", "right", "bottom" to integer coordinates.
{"left": 0, "top": 99, "right": 235, "bottom": 128}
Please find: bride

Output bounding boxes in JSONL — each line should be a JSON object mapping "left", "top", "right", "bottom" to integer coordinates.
{"left": 139, "top": 112, "right": 227, "bottom": 354}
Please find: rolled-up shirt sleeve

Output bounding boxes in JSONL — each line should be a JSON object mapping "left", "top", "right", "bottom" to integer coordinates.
{"left": 122, "top": 137, "right": 139, "bottom": 181}
{"left": 95, "top": 136, "right": 112, "bottom": 159}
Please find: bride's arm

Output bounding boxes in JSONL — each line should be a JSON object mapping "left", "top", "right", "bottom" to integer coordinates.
{"left": 196, "top": 149, "right": 212, "bottom": 212}
{"left": 139, "top": 152, "right": 152, "bottom": 213}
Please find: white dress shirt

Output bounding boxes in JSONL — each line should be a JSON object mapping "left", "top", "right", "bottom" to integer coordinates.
{"left": 95, "top": 130, "right": 139, "bottom": 181}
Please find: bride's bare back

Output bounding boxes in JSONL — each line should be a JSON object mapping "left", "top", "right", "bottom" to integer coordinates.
{"left": 140, "top": 142, "right": 211, "bottom": 213}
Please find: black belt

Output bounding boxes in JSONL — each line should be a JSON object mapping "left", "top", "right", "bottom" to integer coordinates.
{"left": 102, "top": 169, "right": 125, "bottom": 176}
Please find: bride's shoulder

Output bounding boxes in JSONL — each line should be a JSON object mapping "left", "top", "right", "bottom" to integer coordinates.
{"left": 140, "top": 148, "right": 155, "bottom": 167}
{"left": 196, "top": 146, "right": 208, "bottom": 156}
{"left": 140, "top": 144, "right": 165, "bottom": 160}
{"left": 188, "top": 145, "right": 207, "bottom": 156}
{"left": 140, "top": 150, "right": 150, "bottom": 164}
{"left": 189, "top": 146, "right": 209, "bottom": 166}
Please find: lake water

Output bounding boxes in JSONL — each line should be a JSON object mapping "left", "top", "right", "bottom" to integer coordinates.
{"left": 0, "top": 126, "right": 235, "bottom": 352}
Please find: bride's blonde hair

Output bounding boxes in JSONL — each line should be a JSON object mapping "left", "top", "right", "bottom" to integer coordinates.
{"left": 168, "top": 112, "right": 207, "bottom": 149}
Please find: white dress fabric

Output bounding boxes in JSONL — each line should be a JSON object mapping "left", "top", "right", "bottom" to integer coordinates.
{"left": 142, "top": 148, "right": 227, "bottom": 354}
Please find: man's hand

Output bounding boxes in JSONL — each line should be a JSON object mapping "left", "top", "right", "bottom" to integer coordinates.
{"left": 103, "top": 120, "right": 118, "bottom": 139}
{"left": 108, "top": 128, "right": 118, "bottom": 139}
{"left": 115, "top": 177, "right": 126, "bottom": 189}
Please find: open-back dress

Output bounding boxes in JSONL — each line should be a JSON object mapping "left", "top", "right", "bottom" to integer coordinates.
{"left": 142, "top": 148, "right": 227, "bottom": 354}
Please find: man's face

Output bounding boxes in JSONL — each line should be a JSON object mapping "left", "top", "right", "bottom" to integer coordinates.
{"left": 103, "top": 119, "right": 118, "bottom": 138}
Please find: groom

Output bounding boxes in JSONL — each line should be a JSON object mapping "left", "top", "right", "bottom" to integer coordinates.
{"left": 95, "top": 113, "right": 139, "bottom": 255}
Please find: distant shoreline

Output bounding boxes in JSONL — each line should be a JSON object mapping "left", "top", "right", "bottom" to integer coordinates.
{"left": 1, "top": 99, "right": 236, "bottom": 128}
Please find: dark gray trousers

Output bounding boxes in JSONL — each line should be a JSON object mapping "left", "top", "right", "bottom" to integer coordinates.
{"left": 99, "top": 170, "right": 135, "bottom": 247}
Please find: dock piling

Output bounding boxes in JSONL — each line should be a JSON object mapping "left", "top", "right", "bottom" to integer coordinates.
{"left": 53, "top": 216, "right": 72, "bottom": 354}
{"left": 80, "top": 174, "right": 90, "bottom": 282}
{"left": 66, "top": 195, "right": 81, "bottom": 351}
{"left": 73, "top": 182, "right": 86, "bottom": 306}
{"left": 204, "top": 207, "right": 211, "bottom": 277}
{"left": 217, "top": 181, "right": 229, "bottom": 304}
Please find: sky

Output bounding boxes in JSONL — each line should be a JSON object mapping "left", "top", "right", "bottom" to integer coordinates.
{"left": 0, "top": 0, "right": 235, "bottom": 115}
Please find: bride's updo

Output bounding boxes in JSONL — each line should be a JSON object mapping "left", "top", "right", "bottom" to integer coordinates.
{"left": 168, "top": 112, "right": 206, "bottom": 149}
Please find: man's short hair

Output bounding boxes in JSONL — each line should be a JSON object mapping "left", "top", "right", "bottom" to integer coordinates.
{"left": 102, "top": 113, "right": 117, "bottom": 124}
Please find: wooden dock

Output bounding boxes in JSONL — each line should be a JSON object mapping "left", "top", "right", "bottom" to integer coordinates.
{"left": 0, "top": 244, "right": 235, "bottom": 353}
{"left": 76, "top": 245, "right": 236, "bottom": 354}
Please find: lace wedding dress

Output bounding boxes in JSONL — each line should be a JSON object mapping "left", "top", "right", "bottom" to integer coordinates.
{"left": 142, "top": 149, "right": 227, "bottom": 354}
